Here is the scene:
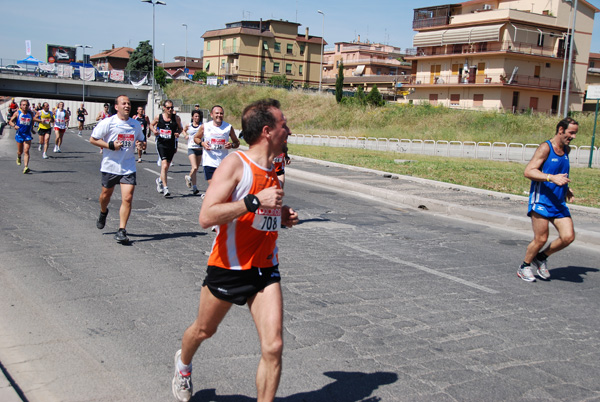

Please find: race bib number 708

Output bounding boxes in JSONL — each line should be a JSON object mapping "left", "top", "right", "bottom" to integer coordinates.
{"left": 252, "top": 208, "right": 281, "bottom": 232}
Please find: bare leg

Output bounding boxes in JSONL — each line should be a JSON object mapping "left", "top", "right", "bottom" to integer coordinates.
{"left": 524, "top": 212, "right": 549, "bottom": 264}
{"left": 99, "top": 186, "right": 115, "bottom": 213}
{"left": 161, "top": 159, "right": 170, "bottom": 188}
{"left": 542, "top": 216, "right": 575, "bottom": 257}
{"left": 248, "top": 283, "right": 283, "bottom": 402}
{"left": 119, "top": 184, "right": 135, "bottom": 229}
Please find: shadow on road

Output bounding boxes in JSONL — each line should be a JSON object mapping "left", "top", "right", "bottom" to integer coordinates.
{"left": 190, "top": 370, "right": 398, "bottom": 402}
{"left": 103, "top": 231, "right": 206, "bottom": 243}
{"left": 296, "top": 218, "right": 331, "bottom": 226}
{"left": 548, "top": 266, "right": 599, "bottom": 283}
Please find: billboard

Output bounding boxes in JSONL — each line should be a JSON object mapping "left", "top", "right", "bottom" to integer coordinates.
{"left": 47, "top": 44, "right": 76, "bottom": 64}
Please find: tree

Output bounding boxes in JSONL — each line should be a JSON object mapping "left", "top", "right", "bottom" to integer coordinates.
{"left": 193, "top": 70, "right": 208, "bottom": 82}
{"left": 366, "top": 84, "right": 385, "bottom": 107}
{"left": 355, "top": 86, "right": 366, "bottom": 106}
{"left": 154, "top": 66, "right": 167, "bottom": 88}
{"left": 126, "top": 40, "right": 154, "bottom": 72}
{"left": 335, "top": 62, "right": 344, "bottom": 103}
{"left": 268, "top": 75, "right": 292, "bottom": 88}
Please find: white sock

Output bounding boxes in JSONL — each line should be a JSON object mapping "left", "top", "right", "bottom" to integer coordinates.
{"left": 177, "top": 357, "right": 192, "bottom": 375}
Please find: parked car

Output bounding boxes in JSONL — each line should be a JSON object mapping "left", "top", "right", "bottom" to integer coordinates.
{"left": 0, "top": 64, "right": 27, "bottom": 75}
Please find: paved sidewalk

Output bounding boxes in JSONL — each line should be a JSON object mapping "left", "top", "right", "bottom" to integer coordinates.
{"left": 285, "top": 155, "right": 600, "bottom": 248}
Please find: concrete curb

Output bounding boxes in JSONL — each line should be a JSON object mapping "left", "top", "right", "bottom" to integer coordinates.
{"left": 286, "top": 157, "right": 600, "bottom": 248}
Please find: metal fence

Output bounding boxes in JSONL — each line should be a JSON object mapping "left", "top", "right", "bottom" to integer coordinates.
{"left": 287, "top": 134, "right": 599, "bottom": 167}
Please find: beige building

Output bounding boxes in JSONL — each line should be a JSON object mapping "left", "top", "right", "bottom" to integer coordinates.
{"left": 403, "top": 0, "right": 599, "bottom": 113}
{"left": 322, "top": 39, "right": 412, "bottom": 97}
{"left": 201, "top": 19, "right": 325, "bottom": 86}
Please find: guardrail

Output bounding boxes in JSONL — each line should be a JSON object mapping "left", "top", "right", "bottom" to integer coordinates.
{"left": 287, "top": 134, "right": 599, "bottom": 167}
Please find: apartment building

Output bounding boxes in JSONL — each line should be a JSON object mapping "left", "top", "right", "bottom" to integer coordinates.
{"left": 322, "top": 38, "right": 412, "bottom": 96}
{"left": 201, "top": 19, "right": 325, "bottom": 86}
{"left": 403, "top": 0, "right": 599, "bottom": 113}
{"left": 90, "top": 46, "right": 134, "bottom": 71}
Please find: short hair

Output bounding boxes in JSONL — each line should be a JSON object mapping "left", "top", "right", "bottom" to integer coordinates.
{"left": 556, "top": 117, "right": 578, "bottom": 134}
{"left": 115, "top": 94, "right": 129, "bottom": 105}
{"left": 241, "top": 99, "right": 281, "bottom": 145}
{"left": 191, "top": 109, "right": 203, "bottom": 120}
{"left": 104, "top": 103, "right": 110, "bottom": 108}
{"left": 43, "top": 102, "right": 49, "bottom": 107}
{"left": 211, "top": 105, "right": 224, "bottom": 113}
{"left": 163, "top": 99, "right": 173, "bottom": 107}
{"left": 20, "top": 99, "right": 29, "bottom": 107}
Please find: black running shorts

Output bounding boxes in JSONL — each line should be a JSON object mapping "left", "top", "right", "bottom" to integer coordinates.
{"left": 157, "top": 143, "right": 175, "bottom": 162}
{"left": 101, "top": 172, "right": 137, "bottom": 188}
{"left": 203, "top": 265, "right": 281, "bottom": 305}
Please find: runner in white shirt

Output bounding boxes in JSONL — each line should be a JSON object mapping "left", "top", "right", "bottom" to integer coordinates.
{"left": 182, "top": 109, "right": 203, "bottom": 195}
{"left": 193, "top": 105, "right": 239, "bottom": 184}
{"left": 89, "top": 95, "right": 146, "bottom": 244}
{"left": 53, "top": 101, "right": 68, "bottom": 153}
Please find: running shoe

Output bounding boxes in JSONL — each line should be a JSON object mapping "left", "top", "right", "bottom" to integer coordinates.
{"left": 517, "top": 264, "right": 536, "bottom": 282}
{"left": 55, "top": 147, "right": 61, "bottom": 153}
{"left": 43, "top": 152, "right": 48, "bottom": 159}
{"left": 172, "top": 350, "right": 192, "bottom": 402}
{"left": 156, "top": 178, "right": 164, "bottom": 193}
{"left": 53, "top": 145, "right": 58, "bottom": 152}
{"left": 23, "top": 166, "right": 30, "bottom": 174}
{"left": 114, "top": 228, "right": 129, "bottom": 243}
{"left": 78, "top": 131, "right": 82, "bottom": 137}
{"left": 16, "top": 157, "right": 21, "bottom": 165}
{"left": 192, "top": 187, "right": 200, "bottom": 195}
{"left": 185, "top": 175, "right": 192, "bottom": 188}
{"left": 137, "top": 158, "right": 142, "bottom": 163}
{"left": 96, "top": 209, "right": 108, "bottom": 229}
{"left": 38, "top": 144, "right": 42, "bottom": 151}
{"left": 164, "top": 187, "right": 171, "bottom": 197}
{"left": 532, "top": 258, "right": 550, "bottom": 280}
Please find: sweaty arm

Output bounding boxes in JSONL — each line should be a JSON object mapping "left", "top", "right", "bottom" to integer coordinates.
{"left": 524, "top": 142, "right": 570, "bottom": 186}
{"left": 226, "top": 127, "right": 240, "bottom": 149}
{"left": 149, "top": 116, "right": 159, "bottom": 136}
{"left": 199, "top": 154, "right": 284, "bottom": 228}
{"left": 193, "top": 125, "right": 206, "bottom": 147}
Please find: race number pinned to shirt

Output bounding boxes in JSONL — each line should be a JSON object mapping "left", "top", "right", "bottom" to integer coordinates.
{"left": 211, "top": 138, "right": 227, "bottom": 150}
{"left": 19, "top": 116, "right": 31, "bottom": 126}
{"left": 118, "top": 133, "right": 135, "bottom": 149}
{"left": 158, "top": 128, "right": 172, "bottom": 139}
{"left": 252, "top": 207, "right": 281, "bottom": 232}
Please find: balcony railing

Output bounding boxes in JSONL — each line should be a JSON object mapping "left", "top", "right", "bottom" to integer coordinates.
{"left": 222, "top": 46, "right": 239, "bottom": 55}
{"left": 406, "top": 41, "right": 570, "bottom": 60}
{"left": 400, "top": 73, "right": 563, "bottom": 90}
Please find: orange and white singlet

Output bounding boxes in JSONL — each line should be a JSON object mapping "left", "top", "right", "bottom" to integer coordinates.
{"left": 207, "top": 151, "right": 281, "bottom": 270}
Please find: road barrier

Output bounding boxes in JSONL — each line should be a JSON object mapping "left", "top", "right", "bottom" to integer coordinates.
{"left": 288, "top": 134, "right": 599, "bottom": 167}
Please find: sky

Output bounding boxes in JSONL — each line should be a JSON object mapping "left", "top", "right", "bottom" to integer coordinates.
{"left": 2, "top": 0, "right": 600, "bottom": 64}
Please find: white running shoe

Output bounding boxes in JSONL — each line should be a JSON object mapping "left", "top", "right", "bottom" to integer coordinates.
{"left": 517, "top": 265, "right": 536, "bottom": 282}
{"left": 53, "top": 145, "right": 58, "bottom": 152}
{"left": 184, "top": 175, "right": 192, "bottom": 188}
{"left": 164, "top": 187, "right": 171, "bottom": 197}
{"left": 172, "top": 350, "right": 192, "bottom": 402}
{"left": 532, "top": 258, "right": 550, "bottom": 280}
{"left": 156, "top": 178, "right": 163, "bottom": 193}
{"left": 43, "top": 152, "right": 48, "bottom": 159}
{"left": 38, "top": 144, "right": 42, "bottom": 151}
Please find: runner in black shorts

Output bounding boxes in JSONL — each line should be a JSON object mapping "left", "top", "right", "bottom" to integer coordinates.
{"left": 134, "top": 106, "right": 150, "bottom": 163}
{"left": 150, "top": 100, "right": 182, "bottom": 197}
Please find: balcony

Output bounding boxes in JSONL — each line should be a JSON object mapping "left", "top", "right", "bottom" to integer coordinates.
{"left": 342, "top": 58, "right": 404, "bottom": 67}
{"left": 406, "top": 40, "right": 570, "bottom": 60}
{"left": 401, "top": 73, "right": 563, "bottom": 90}
{"left": 222, "top": 46, "right": 239, "bottom": 55}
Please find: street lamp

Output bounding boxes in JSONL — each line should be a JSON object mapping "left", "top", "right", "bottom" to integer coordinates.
{"left": 318, "top": 10, "right": 324, "bottom": 92}
{"left": 162, "top": 43, "right": 165, "bottom": 64}
{"left": 141, "top": 0, "right": 166, "bottom": 121}
{"left": 182, "top": 23, "right": 188, "bottom": 79}
{"left": 75, "top": 44, "right": 92, "bottom": 105}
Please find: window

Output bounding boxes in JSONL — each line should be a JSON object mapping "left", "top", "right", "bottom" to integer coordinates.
{"left": 534, "top": 65, "right": 541, "bottom": 78}
{"left": 473, "top": 94, "right": 484, "bottom": 107}
{"left": 273, "top": 62, "right": 280, "bottom": 73}
{"left": 299, "top": 64, "right": 303, "bottom": 76}
{"left": 450, "top": 94, "right": 460, "bottom": 106}
{"left": 300, "top": 44, "right": 305, "bottom": 55}
{"left": 222, "top": 39, "right": 227, "bottom": 50}
{"left": 205, "top": 60, "right": 210, "bottom": 71}
{"left": 274, "top": 42, "right": 281, "bottom": 53}
{"left": 428, "top": 93, "right": 438, "bottom": 106}
{"left": 263, "top": 41, "right": 269, "bottom": 50}
{"left": 287, "top": 44, "right": 293, "bottom": 55}
{"left": 206, "top": 41, "right": 211, "bottom": 51}
{"left": 232, "top": 38, "right": 237, "bottom": 51}
{"left": 537, "top": 33, "right": 544, "bottom": 47}
{"left": 286, "top": 63, "right": 292, "bottom": 74}
{"left": 591, "top": 61, "right": 596, "bottom": 68}
{"left": 261, "top": 60, "right": 266, "bottom": 72}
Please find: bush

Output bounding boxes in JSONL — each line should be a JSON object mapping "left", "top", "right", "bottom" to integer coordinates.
{"left": 268, "top": 75, "right": 293, "bottom": 88}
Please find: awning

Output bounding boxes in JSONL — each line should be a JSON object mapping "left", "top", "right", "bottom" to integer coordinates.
{"left": 354, "top": 65, "right": 366, "bottom": 76}
{"left": 413, "top": 24, "right": 503, "bottom": 47}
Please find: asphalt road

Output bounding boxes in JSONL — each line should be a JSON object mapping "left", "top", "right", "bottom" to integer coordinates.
{"left": 0, "top": 129, "right": 599, "bottom": 402}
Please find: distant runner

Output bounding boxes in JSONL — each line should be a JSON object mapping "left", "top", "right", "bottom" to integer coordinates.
{"left": 9, "top": 99, "right": 34, "bottom": 173}
{"left": 150, "top": 100, "right": 182, "bottom": 197}
{"left": 53, "top": 102, "right": 68, "bottom": 153}
{"left": 35, "top": 102, "right": 54, "bottom": 159}
{"left": 183, "top": 109, "right": 203, "bottom": 195}
{"left": 76, "top": 103, "right": 88, "bottom": 136}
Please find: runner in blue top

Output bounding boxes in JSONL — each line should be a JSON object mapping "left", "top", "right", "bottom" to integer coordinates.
{"left": 8, "top": 99, "right": 35, "bottom": 173}
{"left": 517, "top": 117, "right": 577, "bottom": 282}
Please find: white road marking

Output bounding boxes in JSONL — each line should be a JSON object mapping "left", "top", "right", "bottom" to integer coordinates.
{"left": 143, "top": 168, "right": 173, "bottom": 180}
{"left": 342, "top": 243, "right": 499, "bottom": 294}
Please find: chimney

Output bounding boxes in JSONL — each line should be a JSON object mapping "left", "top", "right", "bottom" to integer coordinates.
{"left": 357, "top": 35, "right": 361, "bottom": 43}
{"left": 112, "top": 44, "right": 115, "bottom": 49}
{"left": 305, "top": 27, "right": 309, "bottom": 39}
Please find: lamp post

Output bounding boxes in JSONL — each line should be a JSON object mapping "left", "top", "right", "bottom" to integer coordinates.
{"left": 141, "top": 0, "right": 166, "bottom": 121}
{"left": 318, "top": 10, "right": 324, "bottom": 92}
{"left": 182, "top": 23, "right": 188, "bottom": 79}
{"left": 162, "top": 43, "right": 165, "bottom": 64}
{"left": 563, "top": 0, "right": 578, "bottom": 118}
{"left": 75, "top": 44, "right": 92, "bottom": 105}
